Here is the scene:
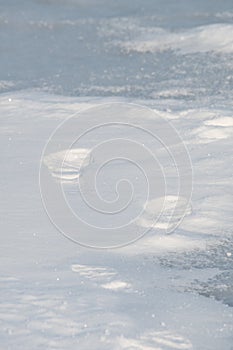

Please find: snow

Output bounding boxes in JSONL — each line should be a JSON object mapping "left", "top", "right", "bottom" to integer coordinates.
{"left": 119, "top": 24, "right": 233, "bottom": 54}
{"left": 1, "top": 91, "right": 233, "bottom": 349}
{"left": 1, "top": 0, "right": 233, "bottom": 349}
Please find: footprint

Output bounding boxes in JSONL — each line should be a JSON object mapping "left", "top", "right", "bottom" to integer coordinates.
{"left": 43, "top": 148, "right": 91, "bottom": 184}
{"left": 204, "top": 117, "right": 233, "bottom": 127}
{"left": 138, "top": 195, "right": 192, "bottom": 232}
{"left": 191, "top": 117, "right": 233, "bottom": 143}
{"left": 71, "top": 264, "right": 131, "bottom": 291}
{"left": 118, "top": 330, "right": 192, "bottom": 350}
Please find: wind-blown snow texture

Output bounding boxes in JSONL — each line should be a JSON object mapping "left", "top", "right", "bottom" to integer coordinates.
{"left": 1, "top": 1, "right": 233, "bottom": 349}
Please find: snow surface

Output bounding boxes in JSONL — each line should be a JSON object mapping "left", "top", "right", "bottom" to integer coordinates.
{"left": 1, "top": 91, "right": 233, "bottom": 349}
{"left": 1, "top": 0, "right": 233, "bottom": 349}
{"left": 119, "top": 24, "right": 233, "bottom": 54}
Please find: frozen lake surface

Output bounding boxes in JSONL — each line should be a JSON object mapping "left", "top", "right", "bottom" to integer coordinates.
{"left": 1, "top": 1, "right": 233, "bottom": 349}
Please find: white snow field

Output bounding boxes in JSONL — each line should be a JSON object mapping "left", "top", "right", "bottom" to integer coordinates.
{"left": 1, "top": 0, "right": 233, "bottom": 349}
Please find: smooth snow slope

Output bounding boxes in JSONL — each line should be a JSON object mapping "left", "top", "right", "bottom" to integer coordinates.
{"left": 1, "top": 0, "right": 233, "bottom": 349}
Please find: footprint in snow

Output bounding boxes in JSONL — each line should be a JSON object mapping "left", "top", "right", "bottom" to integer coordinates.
{"left": 71, "top": 264, "right": 131, "bottom": 292}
